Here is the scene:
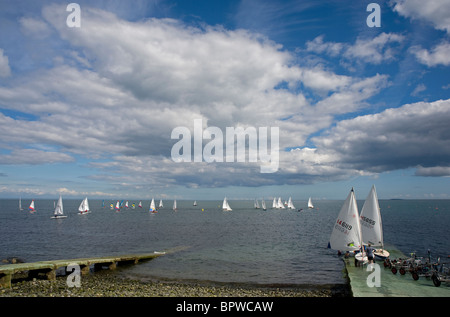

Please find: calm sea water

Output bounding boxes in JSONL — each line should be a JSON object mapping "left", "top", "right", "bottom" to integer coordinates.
{"left": 0, "top": 198, "right": 449, "bottom": 286}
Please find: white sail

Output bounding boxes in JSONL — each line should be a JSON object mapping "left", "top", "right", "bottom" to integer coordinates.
{"left": 125, "top": 201, "right": 129, "bottom": 209}
{"left": 149, "top": 198, "right": 156, "bottom": 212}
{"left": 287, "top": 197, "right": 295, "bottom": 209}
{"left": 261, "top": 199, "right": 266, "bottom": 210}
{"left": 360, "top": 185, "right": 384, "bottom": 248}
{"left": 272, "top": 198, "right": 277, "bottom": 208}
{"left": 329, "top": 188, "right": 363, "bottom": 252}
{"left": 19, "top": 198, "right": 23, "bottom": 210}
{"left": 52, "top": 195, "right": 67, "bottom": 218}
{"left": 78, "top": 197, "right": 89, "bottom": 213}
{"left": 159, "top": 199, "right": 164, "bottom": 208}
{"left": 222, "top": 197, "right": 232, "bottom": 211}
{"left": 28, "top": 200, "right": 35, "bottom": 212}
{"left": 277, "top": 197, "right": 285, "bottom": 209}
{"left": 115, "top": 201, "right": 120, "bottom": 211}
{"left": 138, "top": 201, "right": 142, "bottom": 208}
{"left": 173, "top": 200, "right": 177, "bottom": 211}
{"left": 54, "top": 196, "right": 64, "bottom": 215}
{"left": 193, "top": 201, "right": 197, "bottom": 206}
{"left": 308, "top": 197, "right": 314, "bottom": 209}
{"left": 254, "top": 199, "right": 260, "bottom": 209}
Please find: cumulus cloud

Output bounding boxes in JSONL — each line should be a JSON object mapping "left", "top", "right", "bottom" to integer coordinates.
{"left": 306, "top": 33, "right": 405, "bottom": 65}
{"left": 1, "top": 3, "right": 440, "bottom": 195}
{"left": 307, "top": 99, "right": 450, "bottom": 176}
{"left": 390, "top": 0, "right": 450, "bottom": 34}
{"left": 410, "top": 41, "right": 450, "bottom": 67}
{"left": 390, "top": 0, "right": 450, "bottom": 67}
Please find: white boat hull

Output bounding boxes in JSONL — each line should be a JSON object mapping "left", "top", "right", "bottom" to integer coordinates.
{"left": 374, "top": 249, "right": 390, "bottom": 259}
{"left": 355, "top": 253, "right": 368, "bottom": 263}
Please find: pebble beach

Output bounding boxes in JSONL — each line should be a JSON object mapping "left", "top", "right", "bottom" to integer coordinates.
{"left": 0, "top": 270, "right": 351, "bottom": 297}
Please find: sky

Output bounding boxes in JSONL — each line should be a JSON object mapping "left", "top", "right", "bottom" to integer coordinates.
{"left": 0, "top": 0, "right": 449, "bottom": 200}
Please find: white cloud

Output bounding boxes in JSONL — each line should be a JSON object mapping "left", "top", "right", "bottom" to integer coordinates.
{"left": 390, "top": 0, "right": 450, "bottom": 67}
{"left": 410, "top": 41, "right": 450, "bottom": 67}
{"left": 308, "top": 98, "right": 450, "bottom": 175}
{"left": 0, "top": 4, "right": 405, "bottom": 192}
{"left": 411, "top": 83, "right": 426, "bottom": 96}
{"left": 390, "top": 0, "right": 450, "bottom": 34}
{"left": 306, "top": 33, "right": 405, "bottom": 65}
{"left": 0, "top": 148, "right": 74, "bottom": 165}
{"left": 19, "top": 17, "right": 52, "bottom": 39}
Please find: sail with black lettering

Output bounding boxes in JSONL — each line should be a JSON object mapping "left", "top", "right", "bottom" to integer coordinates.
{"left": 329, "top": 188, "right": 363, "bottom": 252}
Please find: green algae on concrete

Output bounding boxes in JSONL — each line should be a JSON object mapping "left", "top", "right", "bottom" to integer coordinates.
{"left": 343, "top": 247, "right": 449, "bottom": 297}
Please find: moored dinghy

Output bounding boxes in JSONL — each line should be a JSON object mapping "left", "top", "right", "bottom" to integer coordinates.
{"left": 328, "top": 188, "right": 367, "bottom": 264}
{"left": 360, "top": 185, "right": 390, "bottom": 259}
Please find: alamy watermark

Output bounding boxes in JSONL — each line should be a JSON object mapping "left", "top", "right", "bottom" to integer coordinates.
{"left": 66, "top": 263, "right": 81, "bottom": 288}
{"left": 66, "top": 3, "right": 81, "bottom": 28}
{"left": 366, "top": 263, "right": 381, "bottom": 288}
{"left": 171, "top": 119, "right": 279, "bottom": 173}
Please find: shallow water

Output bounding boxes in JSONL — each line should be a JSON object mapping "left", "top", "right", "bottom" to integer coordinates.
{"left": 1, "top": 198, "right": 448, "bottom": 286}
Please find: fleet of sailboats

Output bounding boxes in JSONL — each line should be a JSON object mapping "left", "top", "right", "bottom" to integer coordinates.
{"left": 17, "top": 196, "right": 321, "bottom": 216}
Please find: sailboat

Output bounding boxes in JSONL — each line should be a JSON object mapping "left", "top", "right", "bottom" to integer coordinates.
{"left": 125, "top": 201, "right": 129, "bottom": 209}
{"left": 78, "top": 197, "right": 90, "bottom": 214}
{"left": 222, "top": 197, "right": 232, "bottom": 211}
{"left": 360, "top": 185, "right": 390, "bottom": 259}
{"left": 272, "top": 198, "right": 277, "bottom": 209}
{"left": 193, "top": 201, "right": 197, "bottom": 206}
{"left": 277, "top": 197, "right": 285, "bottom": 209}
{"left": 254, "top": 199, "right": 260, "bottom": 209}
{"left": 115, "top": 201, "right": 120, "bottom": 211}
{"left": 173, "top": 200, "right": 177, "bottom": 211}
{"left": 51, "top": 195, "right": 67, "bottom": 219}
{"left": 138, "top": 201, "right": 142, "bottom": 208}
{"left": 159, "top": 200, "right": 164, "bottom": 208}
{"left": 261, "top": 199, "right": 267, "bottom": 211}
{"left": 328, "top": 188, "right": 366, "bottom": 263}
{"left": 149, "top": 198, "right": 157, "bottom": 213}
{"left": 28, "top": 200, "right": 36, "bottom": 213}
{"left": 287, "top": 197, "right": 295, "bottom": 209}
{"left": 308, "top": 197, "right": 314, "bottom": 209}
{"left": 19, "top": 198, "right": 24, "bottom": 211}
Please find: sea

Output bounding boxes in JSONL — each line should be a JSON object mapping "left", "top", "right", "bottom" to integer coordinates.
{"left": 1, "top": 198, "right": 449, "bottom": 288}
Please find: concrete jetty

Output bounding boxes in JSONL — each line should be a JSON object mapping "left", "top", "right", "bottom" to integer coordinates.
{"left": 343, "top": 247, "right": 449, "bottom": 297}
{"left": 0, "top": 252, "right": 165, "bottom": 288}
